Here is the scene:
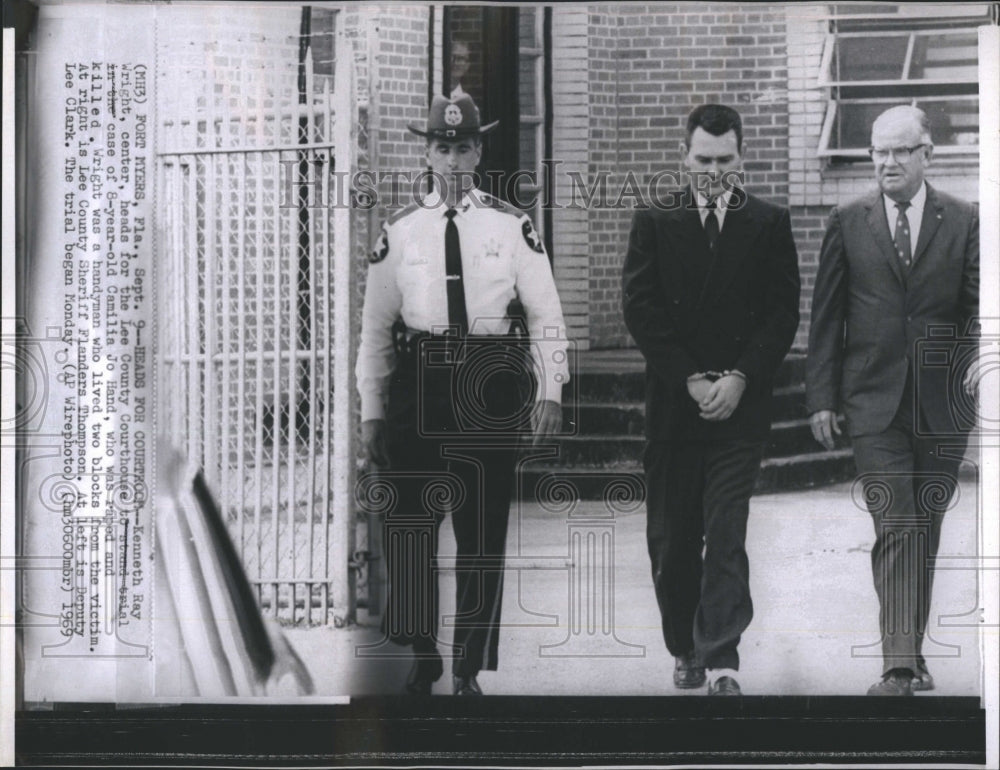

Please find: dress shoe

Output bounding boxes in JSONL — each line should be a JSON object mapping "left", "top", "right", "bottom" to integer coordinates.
{"left": 453, "top": 674, "right": 483, "bottom": 695}
{"left": 707, "top": 675, "right": 741, "bottom": 696}
{"left": 404, "top": 655, "right": 443, "bottom": 695}
{"left": 673, "top": 653, "right": 706, "bottom": 689}
{"left": 911, "top": 670, "right": 935, "bottom": 692}
{"left": 867, "top": 669, "right": 913, "bottom": 696}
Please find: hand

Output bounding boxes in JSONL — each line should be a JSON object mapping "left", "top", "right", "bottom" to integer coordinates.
{"left": 809, "top": 410, "right": 841, "bottom": 451}
{"left": 531, "top": 399, "right": 562, "bottom": 444}
{"left": 962, "top": 352, "right": 987, "bottom": 399}
{"left": 687, "top": 375, "right": 712, "bottom": 404}
{"left": 361, "top": 419, "right": 389, "bottom": 468}
{"left": 698, "top": 374, "right": 746, "bottom": 421}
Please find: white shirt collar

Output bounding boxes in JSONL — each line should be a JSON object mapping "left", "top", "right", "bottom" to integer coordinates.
{"left": 423, "top": 188, "right": 476, "bottom": 216}
{"left": 694, "top": 187, "right": 734, "bottom": 210}
{"left": 883, "top": 181, "right": 926, "bottom": 215}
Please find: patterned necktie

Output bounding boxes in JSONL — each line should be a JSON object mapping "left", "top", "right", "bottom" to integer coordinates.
{"left": 444, "top": 208, "right": 468, "bottom": 335}
{"left": 893, "top": 201, "right": 912, "bottom": 270}
{"left": 704, "top": 197, "right": 720, "bottom": 251}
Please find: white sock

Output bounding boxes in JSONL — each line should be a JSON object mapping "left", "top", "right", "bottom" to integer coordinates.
{"left": 709, "top": 667, "right": 739, "bottom": 682}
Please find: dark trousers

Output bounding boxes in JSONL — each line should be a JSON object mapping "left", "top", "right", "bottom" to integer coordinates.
{"left": 852, "top": 374, "right": 966, "bottom": 677}
{"left": 643, "top": 438, "right": 763, "bottom": 671}
{"left": 382, "top": 335, "right": 530, "bottom": 676}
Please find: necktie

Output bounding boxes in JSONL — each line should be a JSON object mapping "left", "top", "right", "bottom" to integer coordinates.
{"left": 444, "top": 208, "right": 468, "bottom": 335}
{"left": 893, "top": 201, "right": 912, "bottom": 270}
{"left": 704, "top": 197, "right": 720, "bottom": 251}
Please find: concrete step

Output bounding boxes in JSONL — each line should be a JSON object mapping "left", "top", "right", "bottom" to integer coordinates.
{"left": 516, "top": 448, "right": 857, "bottom": 501}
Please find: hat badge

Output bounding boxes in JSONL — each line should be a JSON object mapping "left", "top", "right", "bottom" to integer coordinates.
{"left": 444, "top": 104, "right": 463, "bottom": 126}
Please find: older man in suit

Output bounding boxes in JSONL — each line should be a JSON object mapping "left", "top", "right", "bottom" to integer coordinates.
{"left": 806, "top": 105, "right": 979, "bottom": 696}
{"left": 622, "top": 104, "right": 801, "bottom": 696}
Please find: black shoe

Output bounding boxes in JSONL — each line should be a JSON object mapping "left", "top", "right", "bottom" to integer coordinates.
{"left": 867, "top": 668, "right": 913, "bottom": 696}
{"left": 911, "top": 670, "right": 935, "bottom": 692}
{"left": 453, "top": 674, "right": 483, "bottom": 695}
{"left": 673, "top": 653, "right": 706, "bottom": 689}
{"left": 707, "top": 675, "right": 741, "bottom": 696}
{"left": 404, "top": 655, "right": 443, "bottom": 695}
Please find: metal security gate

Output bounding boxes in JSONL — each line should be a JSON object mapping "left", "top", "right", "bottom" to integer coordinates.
{"left": 156, "top": 12, "right": 355, "bottom": 624}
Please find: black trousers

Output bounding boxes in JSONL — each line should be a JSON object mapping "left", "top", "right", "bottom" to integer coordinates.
{"left": 852, "top": 373, "right": 967, "bottom": 677}
{"left": 643, "top": 438, "right": 763, "bottom": 671}
{"left": 381, "top": 335, "right": 531, "bottom": 676}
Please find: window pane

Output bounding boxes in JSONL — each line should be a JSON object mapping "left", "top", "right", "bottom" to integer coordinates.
{"left": 448, "top": 7, "right": 482, "bottom": 104}
{"left": 915, "top": 98, "right": 979, "bottom": 146}
{"left": 827, "top": 98, "right": 979, "bottom": 151}
{"left": 832, "top": 36, "right": 908, "bottom": 81}
{"left": 910, "top": 32, "right": 978, "bottom": 80}
{"left": 830, "top": 102, "right": 893, "bottom": 149}
{"left": 519, "top": 125, "right": 537, "bottom": 171}
{"left": 519, "top": 7, "right": 538, "bottom": 46}
{"left": 519, "top": 56, "right": 538, "bottom": 117}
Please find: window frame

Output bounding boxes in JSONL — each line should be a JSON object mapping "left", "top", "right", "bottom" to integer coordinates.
{"left": 815, "top": 3, "right": 988, "bottom": 161}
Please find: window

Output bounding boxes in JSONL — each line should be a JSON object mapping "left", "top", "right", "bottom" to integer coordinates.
{"left": 441, "top": 7, "right": 551, "bottom": 247}
{"left": 817, "top": 3, "right": 990, "bottom": 161}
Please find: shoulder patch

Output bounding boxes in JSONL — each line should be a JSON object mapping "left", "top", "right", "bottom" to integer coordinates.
{"left": 369, "top": 227, "right": 390, "bottom": 264}
{"left": 521, "top": 218, "right": 545, "bottom": 254}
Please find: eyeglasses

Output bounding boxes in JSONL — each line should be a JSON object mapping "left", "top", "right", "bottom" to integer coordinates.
{"left": 868, "top": 144, "right": 927, "bottom": 162}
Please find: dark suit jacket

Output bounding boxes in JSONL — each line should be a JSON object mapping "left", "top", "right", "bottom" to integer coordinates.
{"left": 805, "top": 183, "right": 979, "bottom": 438}
{"left": 622, "top": 188, "right": 801, "bottom": 442}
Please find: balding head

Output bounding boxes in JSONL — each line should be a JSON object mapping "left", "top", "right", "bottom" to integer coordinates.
{"left": 871, "top": 105, "right": 932, "bottom": 147}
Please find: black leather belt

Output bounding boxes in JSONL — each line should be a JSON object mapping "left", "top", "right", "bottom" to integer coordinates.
{"left": 391, "top": 320, "right": 518, "bottom": 358}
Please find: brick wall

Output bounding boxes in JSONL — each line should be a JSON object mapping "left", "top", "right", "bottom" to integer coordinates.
{"left": 368, "top": 5, "right": 431, "bottom": 220}
{"left": 788, "top": 205, "right": 832, "bottom": 350}
{"left": 583, "top": 4, "right": 792, "bottom": 349}
{"left": 552, "top": 6, "right": 592, "bottom": 348}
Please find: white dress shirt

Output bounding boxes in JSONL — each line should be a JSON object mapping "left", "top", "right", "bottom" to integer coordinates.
{"left": 695, "top": 187, "right": 735, "bottom": 231}
{"left": 356, "top": 188, "right": 569, "bottom": 421}
{"left": 883, "top": 181, "right": 926, "bottom": 255}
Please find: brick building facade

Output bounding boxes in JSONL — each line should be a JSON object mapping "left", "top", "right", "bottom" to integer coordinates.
{"left": 351, "top": 3, "right": 988, "bottom": 352}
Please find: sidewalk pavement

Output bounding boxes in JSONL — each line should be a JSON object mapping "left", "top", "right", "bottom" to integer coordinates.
{"left": 284, "top": 479, "right": 983, "bottom": 697}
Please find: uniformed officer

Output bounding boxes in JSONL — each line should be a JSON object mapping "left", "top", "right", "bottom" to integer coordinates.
{"left": 356, "top": 94, "right": 569, "bottom": 695}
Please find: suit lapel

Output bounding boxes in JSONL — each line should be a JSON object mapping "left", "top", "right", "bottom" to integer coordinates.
{"left": 912, "top": 183, "right": 944, "bottom": 268}
{"left": 864, "top": 191, "right": 905, "bottom": 286}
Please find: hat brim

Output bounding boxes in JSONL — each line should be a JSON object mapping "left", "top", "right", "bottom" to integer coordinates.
{"left": 407, "top": 119, "right": 500, "bottom": 139}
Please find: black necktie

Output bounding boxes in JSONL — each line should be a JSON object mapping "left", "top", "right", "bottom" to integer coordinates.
{"left": 444, "top": 208, "right": 468, "bottom": 335}
{"left": 893, "top": 201, "right": 912, "bottom": 270}
{"left": 704, "top": 197, "right": 720, "bottom": 251}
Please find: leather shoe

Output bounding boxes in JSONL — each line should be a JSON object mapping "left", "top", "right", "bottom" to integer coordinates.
{"left": 453, "top": 674, "right": 483, "bottom": 695}
{"left": 911, "top": 670, "right": 935, "bottom": 692}
{"left": 404, "top": 655, "right": 443, "bottom": 695}
{"left": 707, "top": 675, "right": 741, "bottom": 696}
{"left": 867, "top": 669, "right": 913, "bottom": 696}
{"left": 673, "top": 653, "right": 706, "bottom": 689}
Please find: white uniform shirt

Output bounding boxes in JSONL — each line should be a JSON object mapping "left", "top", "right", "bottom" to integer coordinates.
{"left": 356, "top": 189, "right": 569, "bottom": 421}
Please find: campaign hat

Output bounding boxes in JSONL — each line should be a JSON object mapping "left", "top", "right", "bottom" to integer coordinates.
{"left": 407, "top": 94, "right": 499, "bottom": 140}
